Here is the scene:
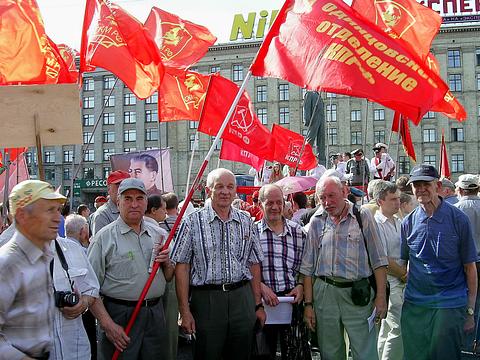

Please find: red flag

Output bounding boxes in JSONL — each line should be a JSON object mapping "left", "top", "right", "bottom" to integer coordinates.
{"left": 0, "top": 153, "right": 29, "bottom": 200}
{"left": 350, "top": 0, "right": 441, "bottom": 62}
{"left": 440, "top": 128, "right": 450, "bottom": 178}
{"left": 57, "top": 44, "right": 79, "bottom": 82}
{"left": 220, "top": 140, "right": 264, "bottom": 171}
{"left": 198, "top": 74, "right": 273, "bottom": 160}
{"left": 392, "top": 112, "right": 416, "bottom": 161}
{"left": 80, "top": 0, "right": 164, "bottom": 99}
{"left": 159, "top": 68, "right": 211, "bottom": 122}
{"left": 271, "top": 125, "right": 317, "bottom": 171}
{"left": 250, "top": 0, "right": 450, "bottom": 123}
{"left": 0, "top": 1, "right": 76, "bottom": 85}
{"left": 144, "top": 7, "right": 216, "bottom": 69}
{"left": 0, "top": 148, "right": 27, "bottom": 167}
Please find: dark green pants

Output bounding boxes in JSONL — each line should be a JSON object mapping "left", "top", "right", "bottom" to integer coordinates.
{"left": 190, "top": 283, "right": 257, "bottom": 360}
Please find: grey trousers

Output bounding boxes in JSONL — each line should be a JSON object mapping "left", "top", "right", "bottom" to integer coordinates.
{"left": 190, "top": 282, "right": 257, "bottom": 360}
{"left": 161, "top": 280, "right": 179, "bottom": 360}
{"left": 98, "top": 299, "right": 166, "bottom": 360}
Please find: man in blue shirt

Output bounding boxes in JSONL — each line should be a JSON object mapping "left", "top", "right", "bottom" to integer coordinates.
{"left": 401, "top": 164, "right": 477, "bottom": 360}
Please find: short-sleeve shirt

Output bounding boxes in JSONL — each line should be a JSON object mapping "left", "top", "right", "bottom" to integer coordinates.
{"left": 401, "top": 199, "right": 477, "bottom": 308}
{"left": 91, "top": 200, "right": 119, "bottom": 235}
{"left": 88, "top": 217, "right": 167, "bottom": 300}
{"left": 171, "top": 202, "right": 264, "bottom": 286}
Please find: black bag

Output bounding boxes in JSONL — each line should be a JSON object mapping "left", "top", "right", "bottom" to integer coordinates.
{"left": 351, "top": 278, "right": 371, "bottom": 306}
{"left": 352, "top": 206, "right": 390, "bottom": 304}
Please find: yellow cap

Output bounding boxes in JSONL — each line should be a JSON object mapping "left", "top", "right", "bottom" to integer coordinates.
{"left": 9, "top": 180, "right": 66, "bottom": 215}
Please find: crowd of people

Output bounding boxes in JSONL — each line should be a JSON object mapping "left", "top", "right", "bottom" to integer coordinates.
{"left": 0, "top": 156, "right": 479, "bottom": 360}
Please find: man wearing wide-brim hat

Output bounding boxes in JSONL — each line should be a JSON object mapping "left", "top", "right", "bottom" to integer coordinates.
{"left": 0, "top": 180, "right": 66, "bottom": 359}
{"left": 400, "top": 165, "right": 478, "bottom": 360}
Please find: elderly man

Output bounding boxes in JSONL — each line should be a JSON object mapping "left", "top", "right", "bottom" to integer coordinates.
{"left": 88, "top": 178, "right": 174, "bottom": 359}
{"left": 401, "top": 165, "right": 477, "bottom": 360}
{"left": 373, "top": 181, "right": 406, "bottom": 360}
{"left": 301, "top": 175, "right": 388, "bottom": 360}
{"left": 440, "top": 177, "right": 459, "bottom": 205}
{"left": 171, "top": 168, "right": 265, "bottom": 360}
{"left": 346, "top": 149, "right": 370, "bottom": 187}
{"left": 91, "top": 170, "right": 130, "bottom": 235}
{"left": 256, "top": 184, "right": 306, "bottom": 359}
{"left": 0, "top": 180, "right": 66, "bottom": 359}
{"left": 52, "top": 215, "right": 99, "bottom": 360}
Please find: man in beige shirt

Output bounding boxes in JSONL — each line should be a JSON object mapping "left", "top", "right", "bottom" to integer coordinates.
{"left": 88, "top": 178, "right": 174, "bottom": 359}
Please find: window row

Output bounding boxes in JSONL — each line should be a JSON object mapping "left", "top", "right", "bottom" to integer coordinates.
{"left": 82, "top": 110, "right": 158, "bottom": 126}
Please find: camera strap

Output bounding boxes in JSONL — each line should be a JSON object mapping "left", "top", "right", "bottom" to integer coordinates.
{"left": 49, "top": 239, "right": 75, "bottom": 292}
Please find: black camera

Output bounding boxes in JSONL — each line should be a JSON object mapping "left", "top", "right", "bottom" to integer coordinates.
{"left": 54, "top": 291, "right": 79, "bottom": 308}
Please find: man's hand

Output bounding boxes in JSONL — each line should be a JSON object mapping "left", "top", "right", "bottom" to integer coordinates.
{"left": 304, "top": 305, "right": 316, "bottom": 331}
{"left": 261, "top": 283, "right": 279, "bottom": 306}
{"left": 465, "top": 315, "right": 475, "bottom": 334}
{"left": 374, "top": 295, "right": 388, "bottom": 323}
{"left": 154, "top": 248, "right": 170, "bottom": 264}
{"left": 256, "top": 307, "right": 266, "bottom": 328}
{"left": 286, "top": 285, "right": 304, "bottom": 304}
{"left": 103, "top": 320, "right": 130, "bottom": 352}
{"left": 60, "top": 295, "right": 90, "bottom": 320}
{"left": 179, "top": 308, "right": 196, "bottom": 335}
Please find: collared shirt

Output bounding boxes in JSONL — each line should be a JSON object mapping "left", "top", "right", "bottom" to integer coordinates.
{"left": 257, "top": 218, "right": 305, "bottom": 293}
{"left": 455, "top": 195, "right": 480, "bottom": 257}
{"left": 0, "top": 230, "right": 54, "bottom": 360}
{"left": 444, "top": 194, "right": 459, "bottom": 205}
{"left": 160, "top": 215, "right": 178, "bottom": 234}
{"left": 91, "top": 200, "right": 119, "bottom": 235}
{"left": 0, "top": 221, "right": 16, "bottom": 247}
{"left": 300, "top": 201, "right": 387, "bottom": 280}
{"left": 171, "top": 202, "right": 264, "bottom": 286}
{"left": 370, "top": 154, "right": 395, "bottom": 179}
{"left": 401, "top": 199, "right": 477, "bottom": 308}
{"left": 374, "top": 212, "right": 405, "bottom": 287}
{"left": 346, "top": 159, "right": 370, "bottom": 185}
{"left": 291, "top": 208, "right": 308, "bottom": 225}
{"left": 88, "top": 217, "right": 167, "bottom": 300}
{"left": 51, "top": 237, "right": 100, "bottom": 360}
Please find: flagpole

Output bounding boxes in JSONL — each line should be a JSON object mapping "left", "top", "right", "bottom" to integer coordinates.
{"left": 395, "top": 116, "right": 402, "bottom": 180}
{"left": 361, "top": 100, "right": 369, "bottom": 195}
{"left": 1, "top": 150, "right": 10, "bottom": 227}
{"left": 325, "top": 94, "right": 332, "bottom": 166}
{"left": 185, "top": 131, "right": 199, "bottom": 193}
{"left": 156, "top": 91, "right": 165, "bottom": 192}
{"left": 112, "top": 71, "right": 253, "bottom": 360}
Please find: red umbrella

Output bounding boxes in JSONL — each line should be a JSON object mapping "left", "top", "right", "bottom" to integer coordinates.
{"left": 274, "top": 176, "right": 318, "bottom": 195}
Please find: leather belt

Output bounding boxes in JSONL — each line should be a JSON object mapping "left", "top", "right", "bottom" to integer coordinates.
{"left": 318, "top": 276, "right": 354, "bottom": 288}
{"left": 192, "top": 279, "right": 249, "bottom": 292}
{"left": 103, "top": 295, "right": 161, "bottom": 307}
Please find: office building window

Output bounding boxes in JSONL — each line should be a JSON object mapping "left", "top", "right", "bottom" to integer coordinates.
{"left": 124, "top": 93, "right": 136, "bottom": 105}
{"left": 145, "top": 110, "right": 158, "bottom": 122}
{"left": 44, "top": 151, "right": 55, "bottom": 163}
{"left": 257, "top": 85, "right": 267, "bottom": 102}
{"left": 451, "top": 128, "right": 464, "bottom": 142}
{"left": 424, "top": 111, "right": 435, "bottom": 119}
{"left": 374, "top": 130, "right": 385, "bottom": 143}
{"left": 63, "top": 168, "right": 71, "bottom": 180}
{"left": 424, "top": 155, "right": 436, "bottom": 167}
{"left": 83, "top": 114, "right": 94, "bottom": 126}
{"left": 232, "top": 64, "right": 243, "bottom": 81}
{"left": 83, "top": 132, "right": 92, "bottom": 144}
{"left": 189, "top": 134, "right": 197, "bottom": 151}
{"left": 103, "top": 95, "right": 115, "bottom": 107}
{"left": 351, "top": 131, "right": 362, "bottom": 145}
{"left": 447, "top": 49, "right": 461, "bottom": 68}
{"left": 124, "top": 111, "right": 136, "bottom": 124}
{"left": 423, "top": 129, "right": 436, "bottom": 142}
{"left": 103, "top": 75, "right": 115, "bottom": 89}
{"left": 452, "top": 154, "right": 464, "bottom": 172}
{"left": 328, "top": 128, "right": 338, "bottom": 145}
{"left": 84, "top": 149, "right": 94, "bottom": 162}
{"left": 279, "top": 84, "right": 289, "bottom": 101}
{"left": 123, "top": 147, "right": 136, "bottom": 153}
{"left": 398, "top": 156, "right": 411, "bottom": 174}
{"left": 279, "top": 107, "right": 290, "bottom": 124}
{"left": 374, "top": 108, "right": 385, "bottom": 121}
{"left": 351, "top": 110, "right": 361, "bottom": 122}
{"left": 103, "top": 149, "right": 114, "bottom": 161}
{"left": 145, "top": 128, "right": 159, "bottom": 141}
{"left": 449, "top": 74, "right": 462, "bottom": 91}
{"left": 83, "top": 97, "right": 94, "bottom": 109}
{"left": 83, "top": 167, "right": 94, "bottom": 179}
{"left": 477, "top": 48, "right": 480, "bottom": 66}
{"left": 257, "top": 108, "right": 268, "bottom": 125}
{"left": 477, "top": 74, "right": 480, "bottom": 90}
{"left": 326, "top": 92, "right": 337, "bottom": 98}
{"left": 103, "top": 167, "right": 111, "bottom": 178}
{"left": 189, "top": 121, "right": 198, "bottom": 129}
{"left": 210, "top": 65, "right": 220, "bottom": 73}
{"left": 26, "top": 152, "right": 34, "bottom": 165}
{"left": 45, "top": 169, "right": 55, "bottom": 181}
{"left": 83, "top": 78, "right": 94, "bottom": 91}
{"left": 211, "top": 137, "right": 221, "bottom": 151}
{"left": 103, "top": 131, "right": 115, "bottom": 143}
{"left": 145, "top": 92, "right": 158, "bottom": 104}
{"left": 326, "top": 104, "right": 337, "bottom": 122}
{"left": 124, "top": 129, "right": 136, "bottom": 142}
{"left": 63, "top": 150, "right": 73, "bottom": 163}
{"left": 103, "top": 113, "right": 115, "bottom": 125}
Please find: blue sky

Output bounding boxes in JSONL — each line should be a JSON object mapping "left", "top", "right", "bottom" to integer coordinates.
{"left": 37, "top": 0, "right": 284, "bottom": 50}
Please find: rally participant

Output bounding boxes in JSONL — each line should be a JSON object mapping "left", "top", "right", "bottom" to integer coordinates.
{"left": 439, "top": 177, "right": 459, "bottom": 205}
{"left": 171, "top": 168, "right": 265, "bottom": 360}
{"left": 346, "top": 149, "right": 370, "bottom": 187}
{"left": 371, "top": 143, "right": 395, "bottom": 181}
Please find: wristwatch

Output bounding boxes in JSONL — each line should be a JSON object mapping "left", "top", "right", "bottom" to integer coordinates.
{"left": 467, "top": 307, "right": 474, "bottom": 316}
{"left": 255, "top": 303, "right": 264, "bottom": 311}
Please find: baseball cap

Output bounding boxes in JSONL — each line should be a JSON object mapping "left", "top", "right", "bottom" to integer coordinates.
{"left": 455, "top": 174, "right": 479, "bottom": 189}
{"left": 118, "top": 178, "right": 147, "bottom": 195}
{"left": 440, "top": 178, "right": 455, "bottom": 190}
{"left": 9, "top": 180, "right": 66, "bottom": 216}
{"left": 94, "top": 196, "right": 108, "bottom": 203}
{"left": 407, "top": 164, "right": 440, "bottom": 184}
{"left": 373, "top": 143, "right": 388, "bottom": 151}
{"left": 107, "top": 170, "right": 130, "bottom": 185}
{"left": 350, "top": 187, "right": 365, "bottom": 197}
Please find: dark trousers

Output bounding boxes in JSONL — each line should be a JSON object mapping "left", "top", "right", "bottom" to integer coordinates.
{"left": 190, "top": 283, "right": 257, "bottom": 360}
{"left": 401, "top": 301, "right": 465, "bottom": 360}
{"left": 82, "top": 310, "right": 97, "bottom": 360}
{"left": 98, "top": 300, "right": 166, "bottom": 360}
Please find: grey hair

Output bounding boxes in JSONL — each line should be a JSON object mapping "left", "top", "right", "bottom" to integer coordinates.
{"left": 367, "top": 179, "right": 383, "bottom": 199}
{"left": 65, "top": 214, "right": 88, "bottom": 238}
{"left": 258, "top": 184, "right": 284, "bottom": 203}
{"left": 316, "top": 175, "right": 343, "bottom": 195}
{"left": 374, "top": 181, "right": 398, "bottom": 202}
{"left": 206, "top": 168, "right": 235, "bottom": 188}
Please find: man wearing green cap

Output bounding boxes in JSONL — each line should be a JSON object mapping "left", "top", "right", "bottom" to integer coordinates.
{"left": 0, "top": 180, "right": 66, "bottom": 359}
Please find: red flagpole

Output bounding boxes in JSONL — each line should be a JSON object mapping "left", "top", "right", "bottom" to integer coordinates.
{"left": 112, "top": 71, "right": 253, "bottom": 360}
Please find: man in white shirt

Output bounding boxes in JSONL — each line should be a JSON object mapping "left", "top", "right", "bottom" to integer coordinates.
{"left": 371, "top": 143, "right": 395, "bottom": 181}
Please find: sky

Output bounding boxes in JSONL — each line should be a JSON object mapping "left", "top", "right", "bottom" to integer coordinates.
{"left": 37, "top": 0, "right": 284, "bottom": 50}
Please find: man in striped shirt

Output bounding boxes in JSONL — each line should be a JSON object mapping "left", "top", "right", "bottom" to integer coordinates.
{"left": 172, "top": 168, "right": 265, "bottom": 360}
{"left": 256, "top": 184, "right": 305, "bottom": 359}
